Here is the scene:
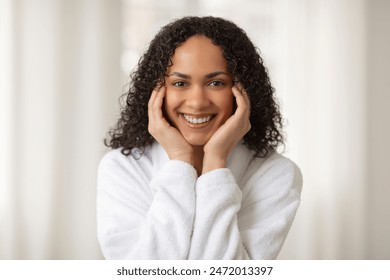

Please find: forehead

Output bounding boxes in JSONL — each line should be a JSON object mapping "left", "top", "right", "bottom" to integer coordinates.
{"left": 168, "top": 35, "right": 228, "bottom": 73}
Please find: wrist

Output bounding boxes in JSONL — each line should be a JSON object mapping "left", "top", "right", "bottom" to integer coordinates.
{"left": 169, "top": 148, "right": 194, "bottom": 166}
{"left": 202, "top": 153, "right": 226, "bottom": 174}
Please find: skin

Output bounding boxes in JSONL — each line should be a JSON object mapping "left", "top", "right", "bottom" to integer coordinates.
{"left": 148, "top": 35, "right": 251, "bottom": 176}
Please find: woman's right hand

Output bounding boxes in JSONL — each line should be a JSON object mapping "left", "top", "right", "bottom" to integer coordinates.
{"left": 148, "top": 86, "right": 194, "bottom": 165}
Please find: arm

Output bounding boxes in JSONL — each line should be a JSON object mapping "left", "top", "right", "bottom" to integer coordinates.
{"left": 188, "top": 168, "right": 249, "bottom": 259}
{"left": 97, "top": 151, "right": 197, "bottom": 259}
{"left": 188, "top": 153, "right": 302, "bottom": 259}
{"left": 238, "top": 155, "right": 302, "bottom": 259}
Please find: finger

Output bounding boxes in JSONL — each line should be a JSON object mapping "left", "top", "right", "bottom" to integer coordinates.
{"left": 235, "top": 83, "right": 251, "bottom": 107}
{"left": 235, "top": 82, "right": 244, "bottom": 93}
{"left": 148, "top": 86, "right": 164, "bottom": 113}
{"left": 152, "top": 86, "right": 166, "bottom": 119}
{"left": 232, "top": 85, "right": 250, "bottom": 115}
{"left": 149, "top": 87, "right": 171, "bottom": 132}
{"left": 148, "top": 88, "right": 158, "bottom": 110}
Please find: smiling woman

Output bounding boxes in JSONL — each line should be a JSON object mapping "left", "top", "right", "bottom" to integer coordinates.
{"left": 98, "top": 16, "right": 302, "bottom": 260}
{"left": 163, "top": 36, "right": 235, "bottom": 173}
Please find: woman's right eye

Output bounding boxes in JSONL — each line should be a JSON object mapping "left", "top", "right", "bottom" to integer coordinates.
{"left": 172, "top": 81, "right": 187, "bottom": 87}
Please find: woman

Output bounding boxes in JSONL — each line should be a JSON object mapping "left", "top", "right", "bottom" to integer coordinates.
{"left": 97, "top": 16, "right": 302, "bottom": 259}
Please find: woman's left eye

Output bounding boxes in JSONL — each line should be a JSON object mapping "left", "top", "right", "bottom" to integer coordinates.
{"left": 208, "top": 80, "right": 225, "bottom": 87}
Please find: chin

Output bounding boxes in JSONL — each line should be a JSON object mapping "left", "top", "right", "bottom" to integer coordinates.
{"left": 182, "top": 135, "right": 210, "bottom": 147}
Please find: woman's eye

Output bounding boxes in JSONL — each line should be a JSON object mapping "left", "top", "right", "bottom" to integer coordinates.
{"left": 208, "top": 80, "right": 225, "bottom": 87}
{"left": 172, "top": 81, "right": 187, "bottom": 87}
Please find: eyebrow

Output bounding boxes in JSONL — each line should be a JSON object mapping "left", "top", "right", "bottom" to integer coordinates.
{"left": 168, "top": 71, "right": 229, "bottom": 80}
{"left": 168, "top": 72, "right": 191, "bottom": 79}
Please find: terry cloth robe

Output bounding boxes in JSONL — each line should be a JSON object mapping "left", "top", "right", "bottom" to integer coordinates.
{"left": 97, "top": 142, "right": 302, "bottom": 259}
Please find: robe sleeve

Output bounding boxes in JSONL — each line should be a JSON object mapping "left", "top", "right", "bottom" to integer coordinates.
{"left": 97, "top": 151, "right": 197, "bottom": 259}
{"left": 188, "top": 155, "right": 302, "bottom": 259}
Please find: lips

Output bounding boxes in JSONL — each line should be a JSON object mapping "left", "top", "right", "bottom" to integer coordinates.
{"left": 180, "top": 113, "right": 216, "bottom": 125}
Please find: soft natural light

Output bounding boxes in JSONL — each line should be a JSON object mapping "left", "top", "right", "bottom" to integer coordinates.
{"left": 0, "top": 0, "right": 389, "bottom": 260}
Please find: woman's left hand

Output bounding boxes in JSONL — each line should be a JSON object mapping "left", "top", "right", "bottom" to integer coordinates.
{"left": 202, "top": 84, "right": 251, "bottom": 174}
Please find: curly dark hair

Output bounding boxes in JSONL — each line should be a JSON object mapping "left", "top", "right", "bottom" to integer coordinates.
{"left": 105, "top": 16, "right": 284, "bottom": 158}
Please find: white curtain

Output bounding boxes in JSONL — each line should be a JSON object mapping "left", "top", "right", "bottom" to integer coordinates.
{"left": 1, "top": 0, "right": 389, "bottom": 259}
{"left": 0, "top": 0, "right": 122, "bottom": 259}
{"left": 275, "top": 0, "right": 368, "bottom": 259}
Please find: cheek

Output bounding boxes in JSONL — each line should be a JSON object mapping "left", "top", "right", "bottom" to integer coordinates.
{"left": 163, "top": 89, "right": 181, "bottom": 119}
{"left": 214, "top": 92, "right": 234, "bottom": 118}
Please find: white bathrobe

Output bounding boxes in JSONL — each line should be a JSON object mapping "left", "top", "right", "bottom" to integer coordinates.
{"left": 97, "top": 142, "right": 302, "bottom": 259}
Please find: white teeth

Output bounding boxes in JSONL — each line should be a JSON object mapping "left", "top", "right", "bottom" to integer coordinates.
{"left": 183, "top": 114, "right": 213, "bottom": 124}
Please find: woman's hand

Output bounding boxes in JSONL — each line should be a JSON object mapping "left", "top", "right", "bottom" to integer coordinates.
{"left": 148, "top": 86, "right": 194, "bottom": 165}
{"left": 202, "top": 84, "right": 251, "bottom": 174}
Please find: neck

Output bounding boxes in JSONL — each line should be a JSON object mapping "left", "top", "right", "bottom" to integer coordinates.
{"left": 192, "top": 145, "right": 204, "bottom": 176}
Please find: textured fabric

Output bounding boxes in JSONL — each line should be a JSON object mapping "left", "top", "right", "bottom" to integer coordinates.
{"left": 97, "top": 142, "right": 302, "bottom": 259}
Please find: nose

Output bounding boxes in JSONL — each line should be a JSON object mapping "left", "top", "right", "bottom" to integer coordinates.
{"left": 186, "top": 85, "right": 210, "bottom": 109}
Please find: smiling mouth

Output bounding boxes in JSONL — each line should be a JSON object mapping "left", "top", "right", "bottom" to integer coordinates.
{"left": 181, "top": 113, "right": 216, "bottom": 125}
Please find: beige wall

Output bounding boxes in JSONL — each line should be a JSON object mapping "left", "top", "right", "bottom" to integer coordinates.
{"left": 366, "top": 0, "right": 390, "bottom": 259}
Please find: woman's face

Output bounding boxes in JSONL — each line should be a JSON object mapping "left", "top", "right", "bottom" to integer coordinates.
{"left": 164, "top": 35, "right": 234, "bottom": 147}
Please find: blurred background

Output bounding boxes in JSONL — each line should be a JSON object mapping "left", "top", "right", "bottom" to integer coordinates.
{"left": 1, "top": 0, "right": 389, "bottom": 259}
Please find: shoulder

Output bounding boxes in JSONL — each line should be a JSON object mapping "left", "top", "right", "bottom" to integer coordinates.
{"left": 97, "top": 143, "right": 167, "bottom": 189}
{"left": 247, "top": 151, "right": 303, "bottom": 200}
{"left": 229, "top": 144, "right": 302, "bottom": 194}
{"left": 99, "top": 143, "right": 166, "bottom": 169}
{"left": 98, "top": 148, "right": 145, "bottom": 176}
{"left": 98, "top": 148, "right": 130, "bottom": 171}
{"left": 256, "top": 152, "right": 302, "bottom": 182}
